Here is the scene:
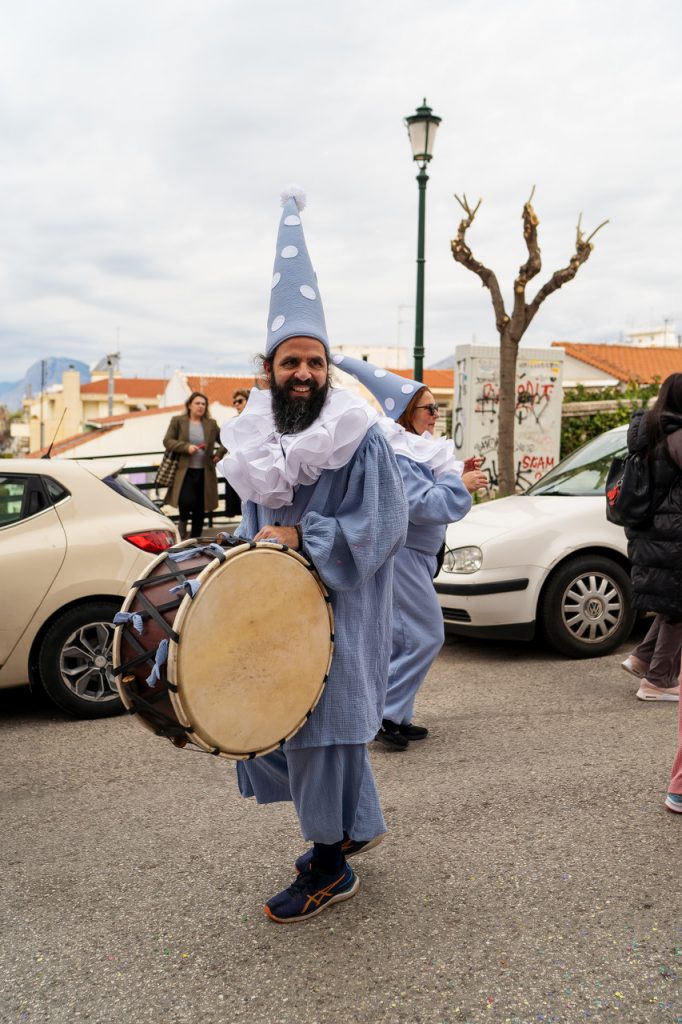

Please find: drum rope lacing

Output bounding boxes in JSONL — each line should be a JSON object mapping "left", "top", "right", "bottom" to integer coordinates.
{"left": 114, "top": 550, "right": 218, "bottom": 741}
{"left": 113, "top": 549, "right": 219, "bottom": 679}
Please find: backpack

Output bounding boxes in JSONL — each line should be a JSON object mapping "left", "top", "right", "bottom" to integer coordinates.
{"left": 605, "top": 450, "right": 653, "bottom": 528}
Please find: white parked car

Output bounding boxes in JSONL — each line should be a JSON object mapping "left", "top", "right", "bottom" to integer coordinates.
{"left": 435, "top": 426, "right": 634, "bottom": 657}
{"left": 0, "top": 458, "right": 177, "bottom": 716}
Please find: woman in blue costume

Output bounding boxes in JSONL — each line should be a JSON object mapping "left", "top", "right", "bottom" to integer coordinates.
{"left": 331, "top": 355, "right": 487, "bottom": 751}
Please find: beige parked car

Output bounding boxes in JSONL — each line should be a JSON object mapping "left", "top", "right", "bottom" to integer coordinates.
{"left": 0, "top": 458, "right": 177, "bottom": 717}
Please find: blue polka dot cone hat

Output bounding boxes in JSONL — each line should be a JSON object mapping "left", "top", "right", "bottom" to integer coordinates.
{"left": 331, "top": 353, "right": 424, "bottom": 421}
{"left": 266, "top": 187, "right": 329, "bottom": 357}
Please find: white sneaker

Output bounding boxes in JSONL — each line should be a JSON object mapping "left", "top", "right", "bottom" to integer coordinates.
{"left": 621, "top": 656, "right": 647, "bottom": 679}
{"left": 636, "top": 680, "right": 680, "bottom": 702}
{"left": 665, "top": 793, "right": 682, "bottom": 813}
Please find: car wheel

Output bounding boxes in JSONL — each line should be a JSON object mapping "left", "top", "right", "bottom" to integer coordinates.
{"left": 38, "top": 601, "right": 124, "bottom": 718}
{"left": 541, "top": 555, "right": 635, "bottom": 658}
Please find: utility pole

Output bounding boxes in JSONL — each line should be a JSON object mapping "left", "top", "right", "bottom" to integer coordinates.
{"left": 106, "top": 352, "right": 120, "bottom": 416}
{"left": 39, "top": 359, "right": 46, "bottom": 449}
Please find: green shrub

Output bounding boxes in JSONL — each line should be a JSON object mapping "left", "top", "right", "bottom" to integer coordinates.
{"left": 560, "top": 380, "right": 660, "bottom": 459}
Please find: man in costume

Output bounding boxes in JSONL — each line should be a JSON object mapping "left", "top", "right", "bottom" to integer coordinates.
{"left": 218, "top": 187, "right": 408, "bottom": 923}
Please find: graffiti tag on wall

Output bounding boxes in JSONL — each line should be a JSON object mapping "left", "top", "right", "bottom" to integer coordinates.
{"left": 454, "top": 348, "right": 563, "bottom": 492}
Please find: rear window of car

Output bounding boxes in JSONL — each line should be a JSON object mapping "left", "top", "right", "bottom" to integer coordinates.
{"left": 102, "top": 473, "right": 162, "bottom": 513}
{"left": 528, "top": 429, "right": 629, "bottom": 497}
{"left": 0, "top": 477, "right": 28, "bottom": 524}
{"left": 43, "top": 477, "right": 70, "bottom": 504}
{"left": 0, "top": 474, "right": 60, "bottom": 524}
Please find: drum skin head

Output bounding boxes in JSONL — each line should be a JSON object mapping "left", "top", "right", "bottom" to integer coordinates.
{"left": 169, "top": 546, "right": 333, "bottom": 758}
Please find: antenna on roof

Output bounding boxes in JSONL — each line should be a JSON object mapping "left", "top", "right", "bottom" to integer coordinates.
{"left": 41, "top": 409, "right": 67, "bottom": 459}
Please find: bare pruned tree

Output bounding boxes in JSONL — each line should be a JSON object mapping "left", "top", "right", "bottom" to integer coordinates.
{"left": 451, "top": 189, "right": 608, "bottom": 495}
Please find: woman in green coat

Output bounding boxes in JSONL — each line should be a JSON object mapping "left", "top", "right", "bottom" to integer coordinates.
{"left": 163, "top": 392, "right": 227, "bottom": 539}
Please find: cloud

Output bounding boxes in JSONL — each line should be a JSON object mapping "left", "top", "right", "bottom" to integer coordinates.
{"left": 0, "top": 0, "right": 681, "bottom": 382}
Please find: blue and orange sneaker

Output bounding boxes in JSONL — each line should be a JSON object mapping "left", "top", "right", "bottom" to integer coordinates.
{"left": 294, "top": 833, "right": 385, "bottom": 875}
{"left": 665, "top": 792, "right": 682, "bottom": 813}
{"left": 264, "top": 863, "right": 359, "bottom": 923}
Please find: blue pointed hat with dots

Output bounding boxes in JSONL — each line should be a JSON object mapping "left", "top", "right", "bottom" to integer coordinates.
{"left": 266, "top": 187, "right": 329, "bottom": 357}
{"left": 331, "top": 352, "right": 425, "bottom": 421}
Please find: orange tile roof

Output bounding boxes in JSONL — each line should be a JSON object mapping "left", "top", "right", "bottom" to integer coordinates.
{"left": 552, "top": 343, "right": 682, "bottom": 384}
{"left": 186, "top": 370, "right": 452, "bottom": 402}
{"left": 81, "top": 378, "right": 168, "bottom": 397}
{"left": 187, "top": 375, "right": 262, "bottom": 405}
{"left": 86, "top": 405, "right": 184, "bottom": 426}
{"left": 389, "top": 368, "right": 454, "bottom": 390}
{"left": 28, "top": 425, "right": 122, "bottom": 458}
{"left": 27, "top": 406, "right": 186, "bottom": 458}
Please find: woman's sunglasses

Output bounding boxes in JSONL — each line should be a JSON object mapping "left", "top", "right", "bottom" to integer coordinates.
{"left": 414, "top": 403, "right": 439, "bottom": 416}
{"left": 233, "top": 398, "right": 246, "bottom": 407}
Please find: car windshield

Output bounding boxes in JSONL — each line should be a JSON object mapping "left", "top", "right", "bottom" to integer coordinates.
{"left": 102, "top": 473, "right": 161, "bottom": 512}
{"left": 527, "top": 429, "right": 628, "bottom": 497}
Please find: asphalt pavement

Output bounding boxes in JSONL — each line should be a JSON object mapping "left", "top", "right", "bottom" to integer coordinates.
{"left": 1, "top": 629, "right": 681, "bottom": 1024}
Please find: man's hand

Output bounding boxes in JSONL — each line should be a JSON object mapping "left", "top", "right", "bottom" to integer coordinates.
{"left": 253, "top": 525, "right": 300, "bottom": 549}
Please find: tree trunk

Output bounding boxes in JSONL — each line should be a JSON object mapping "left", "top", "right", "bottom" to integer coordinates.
{"left": 451, "top": 193, "right": 607, "bottom": 497}
{"left": 498, "top": 329, "right": 519, "bottom": 495}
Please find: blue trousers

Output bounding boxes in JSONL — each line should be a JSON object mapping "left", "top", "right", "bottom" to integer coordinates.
{"left": 236, "top": 743, "right": 386, "bottom": 845}
{"left": 384, "top": 546, "right": 444, "bottom": 725}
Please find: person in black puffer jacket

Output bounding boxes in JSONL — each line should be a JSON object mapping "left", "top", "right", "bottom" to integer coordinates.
{"left": 620, "top": 373, "right": 682, "bottom": 702}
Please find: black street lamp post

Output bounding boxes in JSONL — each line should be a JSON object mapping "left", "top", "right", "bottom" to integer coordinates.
{"left": 404, "top": 99, "right": 441, "bottom": 382}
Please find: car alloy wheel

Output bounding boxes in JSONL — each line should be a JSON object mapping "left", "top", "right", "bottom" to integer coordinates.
{"left": 541, "top": 555, "right": 635, "bottom": 658}
{"left": 59, "top": 621, "right": 118, "bottom": 703}
{"left": 38, "top": 600, "right": 124, "bottom": 718}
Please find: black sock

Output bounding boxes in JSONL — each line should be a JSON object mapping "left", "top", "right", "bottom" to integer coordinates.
{"left": 312, "top": 840, "right": 344, "bottom": 875}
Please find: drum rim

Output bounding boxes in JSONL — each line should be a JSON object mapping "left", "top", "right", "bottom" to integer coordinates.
{"left": 168, "top": 541, "right": 334, "bottom": 759}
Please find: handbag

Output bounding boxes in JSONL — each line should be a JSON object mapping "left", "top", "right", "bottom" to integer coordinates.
{"left": 155, "top": 449, "right": 179, "bottom": 488}
{"left": 605, "top": 450, "right": 653, "bottom": 529}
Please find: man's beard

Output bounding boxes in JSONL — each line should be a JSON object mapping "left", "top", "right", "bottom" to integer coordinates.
{"left": 270, "top": 376, "right": 330, "bottom": 434}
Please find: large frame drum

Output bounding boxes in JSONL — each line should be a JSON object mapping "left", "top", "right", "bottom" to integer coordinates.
{"left": 112, "top": 540, "right": 334, "bottom": 759}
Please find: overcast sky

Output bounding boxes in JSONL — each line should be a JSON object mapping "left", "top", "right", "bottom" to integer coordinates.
{"left": 1, "top": 0, "right": 680, "bottom": 382}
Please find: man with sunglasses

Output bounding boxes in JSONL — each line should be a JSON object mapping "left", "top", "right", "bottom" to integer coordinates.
{"left": 232, "top": 388, "right": 250, "bottom": 412}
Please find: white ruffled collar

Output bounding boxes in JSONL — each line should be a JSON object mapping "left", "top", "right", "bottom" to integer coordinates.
{"left": 218, "top": 387, "right": 380, "bottom": 509}
{"left": 378, "top": 417, "right": 463, "bottom": 477}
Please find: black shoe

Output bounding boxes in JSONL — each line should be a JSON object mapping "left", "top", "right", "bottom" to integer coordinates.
{"left": 375, "top": 720, "right": 408, "bottom": 750}
{"left": 295, "top": 833, "right": 385, "bottom": 874}
{"left": 398, "top": 722, "right": 428, "bottom": 740}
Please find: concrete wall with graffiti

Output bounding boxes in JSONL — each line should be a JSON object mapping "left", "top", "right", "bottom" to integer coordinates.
{"left": 453, "top": 346, "right": 564, "bottom": 492}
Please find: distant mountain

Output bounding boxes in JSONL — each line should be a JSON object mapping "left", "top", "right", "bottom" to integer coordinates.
{"left": 428, "top": 355, "right": 456, "bottom": 369}
{"left": 0, "top": 357, "right": 91, "bottom": 412}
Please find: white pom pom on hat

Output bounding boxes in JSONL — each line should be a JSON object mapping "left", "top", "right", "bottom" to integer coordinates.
{"left": 280, "top": 185, "right": 307, "bottom": 211}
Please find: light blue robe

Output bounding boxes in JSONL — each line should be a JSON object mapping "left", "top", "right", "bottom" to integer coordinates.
{"left": 234, "top": 424, "right": 408, "bottom": 843}
{"left": 383, "top": 459, "right": 472, "bottom": 726}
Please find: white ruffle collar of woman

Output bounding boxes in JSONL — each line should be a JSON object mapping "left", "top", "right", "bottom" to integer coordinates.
{"left": 378, "top": 417, "right": 463, "bottom": 478}
{"left": 218, "top": 387, "right": 381, "bottom": 509}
